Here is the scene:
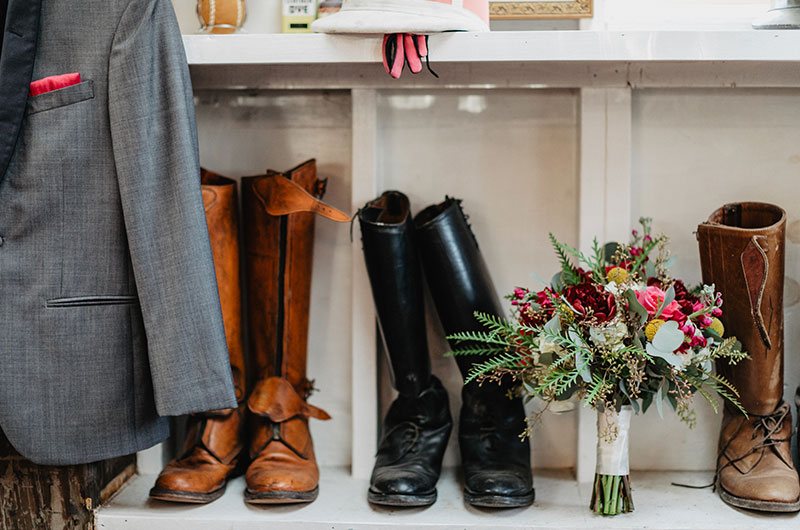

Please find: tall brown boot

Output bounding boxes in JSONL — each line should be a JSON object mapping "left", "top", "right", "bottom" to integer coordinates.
{"left": 698, "top": 202, "right": 800, "bottom": 512}
{"left": 242, "top": 160, "right": 348, "bottom": 504}
{"left": 150, "top": 170, "right": 246, "bottom": 504}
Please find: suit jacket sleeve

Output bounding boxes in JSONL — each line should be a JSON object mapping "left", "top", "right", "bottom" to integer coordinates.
{"left": 108, "top": 0, "right": 237, "bottom": 415}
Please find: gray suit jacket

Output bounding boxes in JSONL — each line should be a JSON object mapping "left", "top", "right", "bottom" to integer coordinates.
{"left": 0, "top": 0, "right": 237, "bottom": 465}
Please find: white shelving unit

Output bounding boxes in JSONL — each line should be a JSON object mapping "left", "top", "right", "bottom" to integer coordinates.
{"left": 99, "top": 469, "right": 799, "bottom": 530}
{"left": 183, "top": 31, "right": 800, "bottom": 64}
{"left": 98, "top": 28, "right": 800, "bottom": 529}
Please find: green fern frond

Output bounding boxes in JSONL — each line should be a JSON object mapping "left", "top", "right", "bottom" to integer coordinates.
{"left": 464, "top": 350, "right": 532, "bottom": 383}
{"left": 473, "top": 311, "right": 516, "bottom": 334}
{"left": 583, "top": 372, "right": 606, "bottom": 407}
{"left": 447, "top": 346, "right": 509, "bottom": 357}
{"left": 446, "top": 330, "right": 513, "bottom": 346}
{"left": 549, "top": 233, "right": 581, "bottom": 285}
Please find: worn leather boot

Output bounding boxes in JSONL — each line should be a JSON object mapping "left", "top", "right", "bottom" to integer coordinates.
{"left": 242, "top": 160, "right": 348, "bottom": 504}
{"left": 698, "top": 202, "right": 800, "bottom": 512}
{"left": 150, "top": 171, "right": 246, "bottom": 503}
{"left": 359, "top": 191, "right": 453, "bottom": 507}
{"left": 414, "top": 197, "right": 534, "bottom": 508}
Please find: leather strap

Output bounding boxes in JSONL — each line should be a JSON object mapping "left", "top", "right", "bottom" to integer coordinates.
{"left": 248, "top": 377, "right": 331, "bottom": 422}
{"left": 201, "top": 187, "right": 217, "bottom": 211}
{"left": 740, "top": 235, "right": 771, "bottom": 349}
{"left": 253, "top": 174, "right": 349, "bottom": 222}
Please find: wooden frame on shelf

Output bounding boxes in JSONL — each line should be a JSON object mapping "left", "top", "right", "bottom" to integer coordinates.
{"left": 489, "top": 0, "right": 593, "bottom": 20}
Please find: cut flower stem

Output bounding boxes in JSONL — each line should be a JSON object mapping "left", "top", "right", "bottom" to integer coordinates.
{"left": 591, "top": 473, "right": 633, "bottom": 515}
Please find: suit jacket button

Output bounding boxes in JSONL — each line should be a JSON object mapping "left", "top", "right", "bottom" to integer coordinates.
{"left": 0, "top": 236, "right": 4, "bottom": 247}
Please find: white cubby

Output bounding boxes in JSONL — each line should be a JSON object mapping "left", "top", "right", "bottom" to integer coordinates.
{"left": 99, "top": 22, "right": 800, "bottom": 528}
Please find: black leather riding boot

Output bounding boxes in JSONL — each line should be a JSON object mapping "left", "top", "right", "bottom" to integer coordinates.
{"left": 415, "top": 197, "right": 534, "bottom": 508}
{"left": 359, "top": 191, "right": 453, "bottom": 507}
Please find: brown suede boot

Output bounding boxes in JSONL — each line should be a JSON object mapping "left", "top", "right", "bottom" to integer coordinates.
{"left": 241, "top": 160, "right": 347, "bottom": 504}
{"left": 150, "top": 171, "right": 246, "bottom": 504}
{"left": 698, "top": 202, "right": 800, "bottom": 512}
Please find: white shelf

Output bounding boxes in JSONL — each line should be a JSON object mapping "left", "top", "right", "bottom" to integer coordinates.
{"left": 183, "top": 30, "right": 800, "bottom": 66}
{"left": 97, "top": 468, "right": 799, "bottom": 529}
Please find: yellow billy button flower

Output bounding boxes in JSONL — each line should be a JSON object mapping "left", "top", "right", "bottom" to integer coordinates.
{"left": 645, "top": 319, "right": 665, "bottom": 341}
{"left": 607, "top": 267, "right": 628, "bottom": 284}
{"left": 709, "top": 317, "right": 724, "bottom": 337}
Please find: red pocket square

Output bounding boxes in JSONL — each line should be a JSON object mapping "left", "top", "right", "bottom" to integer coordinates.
{"left": 29, "top": 73, "right": 82, "bottom": 97}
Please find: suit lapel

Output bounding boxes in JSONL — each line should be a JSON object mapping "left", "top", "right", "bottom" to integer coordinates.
{"left": 0, "top": 0, "right": 10, "bottom": 58}
{"left": 0, "top": 0, "right": 41, "bottom": 184}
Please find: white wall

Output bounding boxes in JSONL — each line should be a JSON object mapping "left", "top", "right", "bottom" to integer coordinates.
{"left": 375, "top": 89, "right": 580, "bottom": 469}
{"left": 188, "top": 86, "right": 800, "bottom": 473}
{"left": 194, "top": 90, "right": 354, "bottom": 467}
{"left": 630, "top": 88, "right": 800, "bottom": 470}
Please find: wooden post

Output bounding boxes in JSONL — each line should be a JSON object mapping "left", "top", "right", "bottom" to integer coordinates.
{"left": 0, "top": 428, "right": 135, "bottom": 530}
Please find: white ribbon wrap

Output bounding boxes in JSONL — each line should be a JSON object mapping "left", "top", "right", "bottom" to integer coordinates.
{"left": 595, "top": 405, "right": 633, "bottom": 476}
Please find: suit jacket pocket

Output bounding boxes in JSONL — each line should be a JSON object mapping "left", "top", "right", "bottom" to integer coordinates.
{"left": 27, "top": 80, "right": 94, "bottom": 115}
{"left": 46, "top": 295, "right": 138, "bottom": 308}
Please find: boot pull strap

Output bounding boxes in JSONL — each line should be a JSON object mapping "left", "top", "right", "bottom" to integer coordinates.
{"left": 740, "top": 235, "right": 771, "bottom": 349}
{"left": 253, "top": 175, "right": 350, "bottom": 222}
{"left": 248, "top": 377, "right": 332, "bottom": 422}
{"left": 201, "top": 187, "right": 218, "bottom": 211}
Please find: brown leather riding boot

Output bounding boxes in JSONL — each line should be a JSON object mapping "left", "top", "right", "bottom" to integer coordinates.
{"left": 241, "top": 159, "right": 348, "bottom": 504}
{"left": 150, "top": 171, "right": 246, "bottom": 503}
{"left": 698, "top": 202, "right": 800, "bottom": 512}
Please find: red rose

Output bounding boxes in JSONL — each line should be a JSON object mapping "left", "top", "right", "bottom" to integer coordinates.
{"left": 563, "top": 281, "right": 617, "bottom": 323}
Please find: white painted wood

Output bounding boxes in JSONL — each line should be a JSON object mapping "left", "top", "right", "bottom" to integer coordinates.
{"left": 602, "top": 0, "right": 769, "bottom": 31}
{"left": 629, "top": 88, "right": 800, "bottom": 470}
{"left": 603, "top": 88, "right": 633, "bottom": 243}
{"left": 182, "top": 31, "right": 800, "bottom": 66}
{"left": 188, "top": 61, "right": 800, "bottom": 91}
{"left": 350, "top": 89, "right": 380, "bottom": 479}
{"left": 98, "top": 468, "right": 800, "bottom": 529}
{"left": 190, "top": 90, "right": 354, "bottom": 467}
{"left": 575, "top": 87, "right": 632, "bottom": 483}
{"left": 576, "top": 88, "right": 606, "bottom": 483}
{"left": 134, "top": 443, "right": 166, "bottom": 475}
{"left": 376, "top": 89, "right": 580, "bottom": 470}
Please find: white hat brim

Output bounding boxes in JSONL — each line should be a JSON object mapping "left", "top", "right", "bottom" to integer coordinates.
{"left": 311, "top": 0, "right": 490, "bottom": 34}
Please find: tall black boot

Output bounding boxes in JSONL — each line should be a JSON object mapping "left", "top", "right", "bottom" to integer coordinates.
{"left": 415, "top": 197, "right": 534, "bottom": 508}
{"left": 359, "top": 191, "right": 453, "bottom": 507}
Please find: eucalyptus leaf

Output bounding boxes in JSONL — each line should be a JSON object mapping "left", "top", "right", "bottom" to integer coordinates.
{"left": 641, "top": 391, "right": 654, "bottom": 413}
{"left": 655, "top": 380, "right": 664, "bottom": 419}
{"left": 574, "top": 347, "right": 592, "bottom": 383}
{"left": 645, "top": 260, "right": 657, "bottom": 279}
{"left": 667, "top": 391, "right": 678, "bottom": 411}
{"left": 530, "top": 270, "right": 551, "bottom": 288}
{"left": 652, "top": 320, "right": 684, "bottom": 352}
{"left": 654, "top": 285, "right": 676, "bottom": 319}
{"left": 664, "top": 255, "right": 677, "bottom": 269}
{"left": 646, "top": 343, "right": 684, "bottom": 368}
{"left": 544, "top": 314, "right": 561, "bottom": 336}
{"left": 625, "top": 289, "right": 648, "bottom": 324}
{"left": 550, "top": 271, "right": 564, "bottom": 291}
{"left": 619, "top": 380, "right": 640, "bottom": 414}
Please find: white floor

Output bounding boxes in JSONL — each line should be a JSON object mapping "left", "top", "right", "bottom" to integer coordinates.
{"left": 97, "top": 467, "right": 800, "bottom": 529}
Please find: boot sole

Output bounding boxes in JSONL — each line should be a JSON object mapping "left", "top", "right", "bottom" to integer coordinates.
{"left": 149, "top": 485, "right": 226, "bottom": 504}
{"left": 245, "top": 486, "right": 319, "bottom": 504}
{"left": 464, "top": 488, "right": 535, "bottom": 508}
{"left": 367, "top": 488, "right": 437, "bottom": 507}
{"left": 718, "top": 483, "right": 800, "bottom": 513}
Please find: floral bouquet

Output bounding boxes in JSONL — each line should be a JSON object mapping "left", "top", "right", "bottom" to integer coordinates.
{"left": 448, "top": 218, "right": 747, "bottom": 516}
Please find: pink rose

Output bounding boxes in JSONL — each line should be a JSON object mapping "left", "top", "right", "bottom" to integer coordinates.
{"left": 636, "top": 285, "right": 681, "bottom": 320}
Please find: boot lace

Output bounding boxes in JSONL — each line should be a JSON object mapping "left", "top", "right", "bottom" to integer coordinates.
{"left": 716, "top": 402, "right": 795, "bottom": 481}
